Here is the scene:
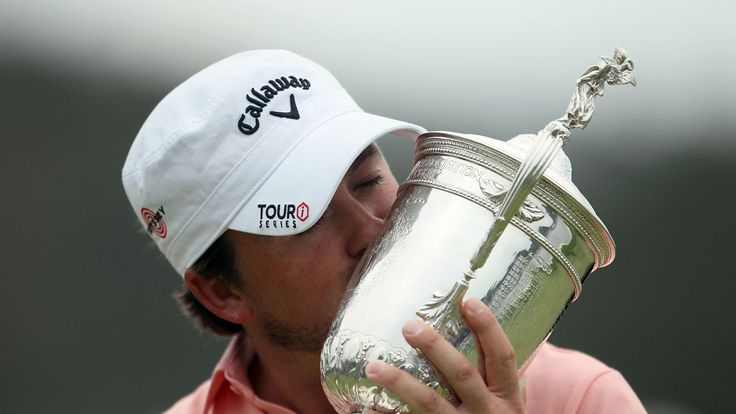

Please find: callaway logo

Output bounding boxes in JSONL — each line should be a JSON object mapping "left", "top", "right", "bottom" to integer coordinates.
{"left": 141, "top": 206, "right": 167, "bottom": 239}
{"left": 258, "top": 202, "right": 309, "bottom": 229}
{"left": 238, "top": 76, "right": 311, "bottom": 135}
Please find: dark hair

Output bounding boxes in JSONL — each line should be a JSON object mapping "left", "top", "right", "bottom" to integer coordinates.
{"left": 174, "top": 232, "right": 244, "bottom": 336}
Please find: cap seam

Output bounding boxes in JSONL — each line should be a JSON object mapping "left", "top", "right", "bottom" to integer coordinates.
{"left": 122, "top": 77, "right": 240, "bottom": 178}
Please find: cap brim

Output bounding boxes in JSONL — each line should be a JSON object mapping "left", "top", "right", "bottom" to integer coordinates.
{"left": 228, "top": 110, "right": 425, "bottom": 235}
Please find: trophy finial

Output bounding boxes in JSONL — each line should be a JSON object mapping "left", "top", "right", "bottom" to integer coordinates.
{"left": 561, "top": 47, "right": 637, "bottom": 130}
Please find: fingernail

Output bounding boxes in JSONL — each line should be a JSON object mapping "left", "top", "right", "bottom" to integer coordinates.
{"left": 465, "top": 299, "right": 486, "bottom": 315}
{"left": 402, "top": 320, "right": 424, "bottom": 337}
{"left": 365, "top": 360, "right": 383, "bottom": 376}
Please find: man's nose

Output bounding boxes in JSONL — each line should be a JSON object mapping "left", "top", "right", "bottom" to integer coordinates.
{"left": 344, "top": 200, "right": 385, "bottom": 259}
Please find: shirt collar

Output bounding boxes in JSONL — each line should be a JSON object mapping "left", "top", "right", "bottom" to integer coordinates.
{"left": 205, "top": 334, "right": 297, "bottom": 414}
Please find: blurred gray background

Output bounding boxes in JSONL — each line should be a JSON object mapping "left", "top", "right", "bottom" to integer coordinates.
{"left": 1, "top": 0, "right": 734, "bottom": 413}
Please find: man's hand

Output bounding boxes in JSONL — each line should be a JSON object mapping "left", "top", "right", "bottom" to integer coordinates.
{"left": 364, "top": 298, "right": 525, "bottom": 413}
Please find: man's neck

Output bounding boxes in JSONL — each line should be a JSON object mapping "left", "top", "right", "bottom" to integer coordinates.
{"left": 245, "top": 336, "right": 336, "bottom": 414}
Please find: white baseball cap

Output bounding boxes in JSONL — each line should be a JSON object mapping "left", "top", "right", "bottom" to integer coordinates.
{"left": 122, "top": 49, "right": 425, "bottom": 277}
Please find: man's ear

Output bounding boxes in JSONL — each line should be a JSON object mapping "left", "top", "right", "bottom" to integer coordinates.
{"left": 184, "top": 269, "right": 254, "bottom": 325}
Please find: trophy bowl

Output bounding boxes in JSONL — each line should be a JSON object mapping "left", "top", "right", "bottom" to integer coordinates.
{"left": 320, "top": 131, "right": 615, "bottom": 413}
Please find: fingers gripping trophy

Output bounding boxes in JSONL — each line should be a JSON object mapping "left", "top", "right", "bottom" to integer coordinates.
{"left": 320, "top": 49, "right": 637, "bottom": 413}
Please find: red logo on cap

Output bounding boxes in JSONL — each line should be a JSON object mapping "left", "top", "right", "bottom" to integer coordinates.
{"left": 296, "top": 202, "right": 309, "bottom": 222}
{"left": 141, "top": 206, "right": 167, "bottom": 239}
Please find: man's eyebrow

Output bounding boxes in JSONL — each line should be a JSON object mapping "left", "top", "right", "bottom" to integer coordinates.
{"left": 348, "top": 143, "right": 378, "bottom": 172}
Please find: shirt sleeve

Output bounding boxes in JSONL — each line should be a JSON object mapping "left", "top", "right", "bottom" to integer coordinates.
{"left": 576, "top": 370, "right": 647, "bottom": 413}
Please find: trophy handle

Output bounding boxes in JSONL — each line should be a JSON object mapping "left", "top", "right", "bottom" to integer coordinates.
{"left": 416, "top": 48, "right": 636, "bottom": 337}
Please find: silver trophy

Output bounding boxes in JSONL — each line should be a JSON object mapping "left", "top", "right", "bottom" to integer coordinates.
{"left": 320, "top": 49, "right": 636, "bottom": 413}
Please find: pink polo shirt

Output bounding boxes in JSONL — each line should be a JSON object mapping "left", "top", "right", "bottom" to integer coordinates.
{"left": 165, "top": 335, "right": 645, "bottom": 413}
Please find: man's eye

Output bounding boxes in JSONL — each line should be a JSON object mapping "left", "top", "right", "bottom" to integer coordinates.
{"left": 357, "top": 175, "right": 383, "bottom": 189}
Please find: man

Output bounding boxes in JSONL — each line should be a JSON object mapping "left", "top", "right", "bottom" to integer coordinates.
{"left": 122, "top": 50, "right": 645, "bottom": 413}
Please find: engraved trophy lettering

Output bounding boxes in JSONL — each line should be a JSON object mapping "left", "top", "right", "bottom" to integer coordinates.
{"left": 321, "top": 49, "right": 636, "bottom": 413}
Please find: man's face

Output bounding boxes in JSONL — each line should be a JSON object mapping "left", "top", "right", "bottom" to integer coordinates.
{"left": 230, "top": 145, "right": 398, "bottom": 353}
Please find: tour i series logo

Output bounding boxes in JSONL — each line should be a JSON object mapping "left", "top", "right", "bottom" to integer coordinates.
{"left": 237, "top": 75, "right": 311, "bottom": 135}
{"left": 258, "top": 202, "right": 309, "bottom": 229}
{"left": 141, "top": 206, "right": 167, "bottom": 239}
